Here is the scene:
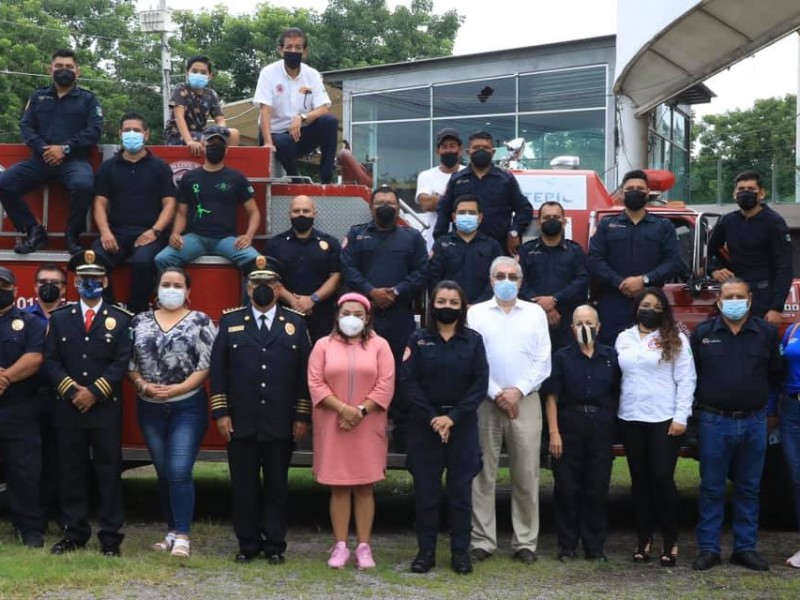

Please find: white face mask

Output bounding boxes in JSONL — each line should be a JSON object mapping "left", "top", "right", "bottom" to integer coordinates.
{"left": 339, "top": 314, "right": 365, "bottom": 337}
{"left": 158, "top": 287, "right": 186, "bottom": 310}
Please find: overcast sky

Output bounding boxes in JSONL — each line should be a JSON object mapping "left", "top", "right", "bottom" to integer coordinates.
{"left": 137, "top": 0, "right": 799, "bottom": 117}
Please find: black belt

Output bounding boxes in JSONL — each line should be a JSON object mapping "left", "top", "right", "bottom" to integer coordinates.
{"left": 562, "top": 404, "right": 606, "bottom": 414}
{"left": 697, "top": 405, "right": 757, "bottom": 419}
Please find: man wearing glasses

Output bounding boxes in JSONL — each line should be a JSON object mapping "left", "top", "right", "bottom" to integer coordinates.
{"left": 253, "top": 27, "right": 338, "bottom": 184}
{"left": 466, "top": 256, "right": 552, "bottom": 565}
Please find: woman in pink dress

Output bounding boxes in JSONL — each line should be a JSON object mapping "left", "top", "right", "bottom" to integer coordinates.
{"left": 308, "top": 292, "right": 395, "bottom": 570}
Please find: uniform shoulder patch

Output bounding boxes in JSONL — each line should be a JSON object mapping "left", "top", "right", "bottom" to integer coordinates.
{"left": 282, "top": 306, "right": 306, "bottom": 317}
{"left": 222, "top": 306, "right": 246, "bottom": 315}
{"left": 109, "top": 304, "right": 134, "bottom": 317}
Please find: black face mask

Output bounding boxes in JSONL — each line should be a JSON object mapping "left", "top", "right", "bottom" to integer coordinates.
{"left": 637, "top": 309, "right": 663, "bottom": 330}
{"left": 291, "top": 215, "right": 314, "bottom": 233}
{"left": 38, "top": 283, "right": 61, "bottom": 304}
{"left": 205, "top": 145, "right": 226, "bottom": 164}
{"left": 433, "top": 306, "right": 462, "bottom": 325}
{"left": 736, "top": 190, "right": 759, "bottom": 211}
{"left": 440, "top": 152, "right": 460, "bottom": 168}
{"left": 541, "top": 219, "right": 563, "bottom": 237}
{"left": 252, "top": 284, "right": 274, "bottom": 307}
{"left": 0, "top": 289, "right": 14, "bottom": 310}
{"left": 283, "top": 52, "right": 302, "bottom": 70}
{"left": 623, "top": 190, "right": 648, "bottom": 211}
{"left": 375, "top": 205, "right": 397, "bottom": 227}
{"left": 470, "top": 148, "right": 492, "bottom": 169}
{"left": 53, "top": 68, "right": 76, "bottom": 87}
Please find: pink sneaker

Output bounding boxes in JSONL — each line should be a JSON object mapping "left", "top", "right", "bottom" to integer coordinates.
{"left": 327, "top": 541, "right": 350, "bottom": 569}
{"left": 355, "top": 542, "right": 376, "bottom": 570}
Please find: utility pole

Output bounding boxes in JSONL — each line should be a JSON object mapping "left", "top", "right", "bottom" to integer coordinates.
{"left": 139, "top": 0, "right": 172, "bottom": 128}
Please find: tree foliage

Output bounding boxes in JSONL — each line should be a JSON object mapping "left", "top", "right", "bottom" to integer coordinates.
{"left": 690, "top": 95, "right": 798, "bottom": 203}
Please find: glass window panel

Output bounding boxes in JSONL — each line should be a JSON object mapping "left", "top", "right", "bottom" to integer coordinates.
{"left": 433, "top": 77, "right": 515, "bottom": 117}
{"left": 518, "top": 110, "right": 605, "bottom": 173}
{"left": 519, "top": 67, "right": 606, "bottom": 112}
{"left": 671, "top": 144, "right": 689, "bottom": 200}
{"left": 672, "top": 111, "right": 687, "bottom": 149}
{"left": 352, "top": 87, "right": 430, "bottom": 122}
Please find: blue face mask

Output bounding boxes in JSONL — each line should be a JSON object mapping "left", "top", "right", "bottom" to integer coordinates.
{"left": 187, "top": 73, "right": 209, "bottom": 89}
{"left": 121, "top": 131, "right": 144, "bottom": 153}
{"left": 494, "top": 279, "right": 518, "bottom": 302}
{"left": 719, "top": 298, "right": 749, "bottom": 321}
{"left": 77, "top": 279, "right": 104, "bottom": 300}
{"left": 455, "top": 214, "right": 479, "bottom": 234}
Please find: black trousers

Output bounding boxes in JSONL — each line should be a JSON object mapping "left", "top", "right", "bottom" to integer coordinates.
{"left": 227, "top": 438, "right": 293, "bottom": 555}
{"left": 407, "top": 417, "right": 481, "bottom": 554}
{"left": 0, "top": 425, "right": 44, "bottom": 538}
{"left": 38, "top": 390, "right": 61, "bottom": 527}
{"left": 55, "top": 425, "right": 124, "bottom": 547}
{"left": 551, "top": 409, "right": 614, "bottom": 556}
{"left": 620, "top": 419, "right": 682, "bottom": 552}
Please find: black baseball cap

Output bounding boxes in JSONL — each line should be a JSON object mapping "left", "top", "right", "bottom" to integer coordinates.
{"left": 0, "top": 266, "right": 15, "bottom": 285}
{"left": 202, "top": 125, "right": 230, "bottom": 144}
{"left": 436, "top": 128, "right": 462, "bottom": 146}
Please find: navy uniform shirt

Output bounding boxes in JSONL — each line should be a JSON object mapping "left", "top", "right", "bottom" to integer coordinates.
{"left": 541, "top": 342, "right": 621, "bottom": 412}
{"left": 265, "top": 228, "right": 341, "bottom": 298}
{"left": 209, "top": 305, "right": 311, "bottom": 441}
{"left": 519, "top": 237, "right": 588, "bottom": 307}
{"left": 178, "top": 166, "right": 254, "bottom": 238}
{"left": 0, "top": 307, "right": 46, "bottom": 402}
{"left": 44, "top": 302, "right": 132, "bottom": 428}
{"left": 94, "top": 150, "right": 176, "bottom": 230}
{"left": 340, "top": 222, "right": 428, "bottom": 308}
{"left": 428, "top": 232, "right": 503, "bottom": 304}
{"left": 588, "top": 211, "right": 682, "bottom": 291}
{"left": 433, "top": 165, "right": 533, "bottom": 243}
{"left": 20, "top": 84, "right": 103, "bottom": 159}
{"left": 691, "top": 315, "right": 782, "bottom": 413}
{"left": 707, "top": 205, "right": 792, "bottom": 313}
{"left": 401, "top": 327, "right": 489, "bottom": 425}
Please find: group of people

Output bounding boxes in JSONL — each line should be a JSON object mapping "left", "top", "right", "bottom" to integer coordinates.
{"left": 0, "top": 30, "right": 799, "bottom": 577}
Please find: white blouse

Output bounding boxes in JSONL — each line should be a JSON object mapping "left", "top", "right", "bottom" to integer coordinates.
{"left": 615, "top": 325, "right": 696, "bottom": 425}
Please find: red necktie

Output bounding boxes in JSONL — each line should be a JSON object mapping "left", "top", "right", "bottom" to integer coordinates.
{"left": 85, "top": 308, "right": 95, "bottom": 332}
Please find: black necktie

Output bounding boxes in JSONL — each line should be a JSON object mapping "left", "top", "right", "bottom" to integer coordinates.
{"left": 259, "top": 314, "right": 269, "bottom": 342}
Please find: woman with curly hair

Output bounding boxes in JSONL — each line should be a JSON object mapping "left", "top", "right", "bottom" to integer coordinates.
{"left": 615, "top": 287, "right": 696, "bottom": 567}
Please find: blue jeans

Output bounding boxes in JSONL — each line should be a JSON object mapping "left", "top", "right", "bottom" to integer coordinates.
{"left": 137, "top": 390, "right": 209, "bottom": 534}
{"left": 780, "top": 396, "right": 800, "bottom": 530}
{"left": 154, "top": 233, "right": 260, "bottom": 271}
{"left": 696, "top": 408, "right": 767, "bottom": 555}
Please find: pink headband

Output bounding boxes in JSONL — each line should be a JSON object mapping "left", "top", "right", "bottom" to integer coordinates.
{"left": 338, "top": 292, "right": 371, "bottom": 312}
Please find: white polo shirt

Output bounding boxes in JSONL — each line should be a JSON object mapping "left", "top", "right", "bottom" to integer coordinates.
{"left": 253, "top": 59, "right": 331, "bottom": 133}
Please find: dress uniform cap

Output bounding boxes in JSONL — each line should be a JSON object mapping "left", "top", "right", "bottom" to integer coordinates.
{"left": 246, "top": 255, "right": 282, "bottom": 281}
{"left": 0, "top": 266, "right": 15, "bottom": 285}
{"left": 68, "top": 249, "right": 110, "bottom": 276}
{"left": 202, "top": 125, "right": 230, "bottom": 144}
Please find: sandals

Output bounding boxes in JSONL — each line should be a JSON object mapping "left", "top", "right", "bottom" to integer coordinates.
{"left": 153, "top": 533, "right": 176, "bottom": 552}
{"left": 660, "top": 544, "right": 678, "bottom": 567}
{"left": 171, "top": 538, "right": 190, "bottom": 558}
{"left": 632, "top": 537, "right": 652, "bottom": 563}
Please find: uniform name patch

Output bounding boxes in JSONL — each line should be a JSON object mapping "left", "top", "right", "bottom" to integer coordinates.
{"left": 228, "top": 325, "right": 245, "bottom": 332}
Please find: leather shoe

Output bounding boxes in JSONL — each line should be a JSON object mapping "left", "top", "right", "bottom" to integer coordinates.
{"left": 451, "top": 551, "right": 472, "bottom": 574}
{"left": 235, "top": 550, "right": 261, "bottom": 563}
{"left": 470, "top": 548, "right": 492, "bottom": 562}
{"left": 51, "top": 538, "right": 86, "bottom": 554}
{"left": 65, "top": 231, "right": 83, "bottom": 255}
{"left": 692, "top": 551, "right": 721, "bottom": 571}
{"left": 101, "top": 544, "right": 121, "bottom": 557}
{"left": 731, "top": 551, "right": 769, "bottom": 571}
{"left": 265, "top": 553, "right": 285, "bottom": 565}
{"left": 558, "top": 548, "right": 576, "bottom": 562}
{"left": 586, "top": 553, "right": 608, "bottom": 562}
{"left": 14, "top": 224, "right": 48, "bottom": 254}
{"left": 513, "top": 549, "right": 537, "bottom": 564}
{"left": 411, "top": 551, "right": 436, "bottom": 573}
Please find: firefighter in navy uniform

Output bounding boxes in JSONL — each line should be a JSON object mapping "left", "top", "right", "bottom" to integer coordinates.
{"left": 519, "top": 201, "right": 589, "bottom": 351}
{"left": 0, "top": 266, "right": 48, "bottom": 547}
{"left": 340, "top": 185, "right": 428, "bottom": 451}
{"left": 44, "top": 250, "right": 133, "bottom": 556}
{"left": 210, "top": 255, "right": 312, "bottom": 564}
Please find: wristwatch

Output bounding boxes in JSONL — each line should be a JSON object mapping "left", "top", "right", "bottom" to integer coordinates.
{"left": 642, "top": 274, "right": 651, "bottom": 285}
{"left": 62, "top": 144, "right": 71, "bottom": 155}
{"left": 357, "top": 404, "right": 368, "bottom": 417}
{"left": 310, "top": 292, "right": 320, "bottom": 304}
{"left": 392, "top": 287, "right": 400, "bottom": 297}
{"left": 509, "top": 230, "right": 519, "bottom": 238}
{"left": 151, "top": 227, "right": 162, "bottom": 235}
{"left": 300, "top": 113, "right": 308, "bottom": 123}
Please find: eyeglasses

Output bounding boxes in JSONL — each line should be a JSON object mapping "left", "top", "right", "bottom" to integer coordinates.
{"left": 494, "top": 273, "right": 520, "bottom": 282}
{"left": 37, "top": 279, "right": 65, "bottom": 286}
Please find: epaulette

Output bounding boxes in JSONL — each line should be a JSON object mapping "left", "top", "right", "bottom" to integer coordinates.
{"left": 50, "top": 303, "right": 73, "bottom": 313}
{"left": 109, "top": 303, "right": 134, "bottom": 317}
{"left": 222, "top": 306, "right": 246, "bottom": 315}
{"left": 282, "top": 306, "right": 307, "bottom": 317}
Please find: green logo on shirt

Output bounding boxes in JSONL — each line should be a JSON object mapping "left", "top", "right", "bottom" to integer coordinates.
{"left": 196, "top": 203, "right": 211, "bottom": 218}
{"left": 215, "top": 182, "right": 232, "bottom": 192}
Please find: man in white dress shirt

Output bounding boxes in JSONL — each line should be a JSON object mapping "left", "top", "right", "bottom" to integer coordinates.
{"left": 253, "top": 27, "right": 338, "bottom": 183}
{"left": 467, "top": 256, "right": 551, "bottom": 564}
